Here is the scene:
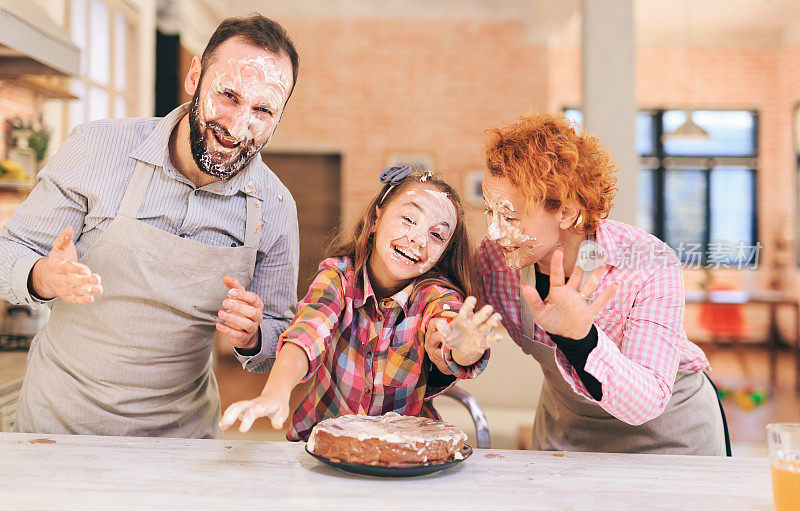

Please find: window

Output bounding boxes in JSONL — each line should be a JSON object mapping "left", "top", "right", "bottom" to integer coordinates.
{"left": 564, "top": 108, "right": 759, "bottom": 267}
{"left": 65, "top": 0, "right": 140, "bottom": 130}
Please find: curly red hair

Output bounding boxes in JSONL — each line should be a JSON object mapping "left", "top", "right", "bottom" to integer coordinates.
{"left": 484, "top": 112, "right": 617, "bottom": 233}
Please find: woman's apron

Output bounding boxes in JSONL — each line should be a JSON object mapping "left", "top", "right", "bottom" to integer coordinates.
{"left": 519, "top": 266, "right": 725, "bottom": 455}
{"left": 16, "top": 159, "right": 260, "bottom": 438}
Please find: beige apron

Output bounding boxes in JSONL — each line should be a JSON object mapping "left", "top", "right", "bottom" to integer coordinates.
{"left": 519, "top": 266, "right": 725, "bottom": 455}
{"left": 16, "top": 159, "right": 261, "bottom": 438}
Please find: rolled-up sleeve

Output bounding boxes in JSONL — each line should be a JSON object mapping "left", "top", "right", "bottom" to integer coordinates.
{"left": 0, "top": 127, "right": 88, "bottom": 308}
{"left": 234, "top": 197, "right": 300, "bottom": 372}
{"left": 276, "top": 264, "right": 344, "bottom": 382}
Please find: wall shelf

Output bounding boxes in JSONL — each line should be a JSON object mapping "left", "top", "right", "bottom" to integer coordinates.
{"left": 0, "top": 179, "right": 35, "bottom": 193}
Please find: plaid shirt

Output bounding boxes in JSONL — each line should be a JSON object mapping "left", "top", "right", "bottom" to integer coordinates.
{"left": 278, "top": 256, "right": 490, "bottom": 440}
{"left": 477, "top": 219, "right": 711, "bottom": 426}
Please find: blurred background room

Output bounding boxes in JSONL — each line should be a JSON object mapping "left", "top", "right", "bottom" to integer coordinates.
{"left": 1, "top": 0, "right": 799, "bottom": 455}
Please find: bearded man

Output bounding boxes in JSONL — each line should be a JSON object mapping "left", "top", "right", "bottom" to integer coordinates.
{"left": 0, "top": 15, "right": 300, "bottom": 438}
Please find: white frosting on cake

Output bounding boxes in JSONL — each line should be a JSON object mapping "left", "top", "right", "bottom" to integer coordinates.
{"left": 311, "top": 412, "right": 467, "bottom": 445}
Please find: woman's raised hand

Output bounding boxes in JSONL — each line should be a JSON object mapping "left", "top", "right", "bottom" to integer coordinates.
{"left": 521, "top": 246, "right": 617, "bottom": 339}
{"left": 436, "top": 296, "right": 503, "bottom": 365}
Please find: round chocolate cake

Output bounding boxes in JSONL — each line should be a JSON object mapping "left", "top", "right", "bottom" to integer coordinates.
{"left": 307, "top": 412, "right": 467, "bottom": 466}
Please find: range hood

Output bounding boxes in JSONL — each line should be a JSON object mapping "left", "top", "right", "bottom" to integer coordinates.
{"left": 0, "top": 0, "right": 79, "bottom": 76}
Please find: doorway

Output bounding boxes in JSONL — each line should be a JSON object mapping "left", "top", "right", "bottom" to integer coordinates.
{"left": 261, "top": 152, "right": 342, "bottom": 298}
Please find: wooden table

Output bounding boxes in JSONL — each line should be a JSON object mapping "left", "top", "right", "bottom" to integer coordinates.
{"left": 0, "top": 432, "right": 773, "bottom": 510}
{"left": 685, "top": 290, "right": 800, "bottom": 391}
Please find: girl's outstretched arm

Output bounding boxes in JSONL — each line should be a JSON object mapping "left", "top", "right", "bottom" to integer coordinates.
{"left": 219, "top": 343, "right": 309, "bottom": 432}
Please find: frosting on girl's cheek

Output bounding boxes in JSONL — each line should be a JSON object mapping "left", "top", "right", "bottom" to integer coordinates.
{"left": 380, "top": 188, "right": 457, "bottom": 275}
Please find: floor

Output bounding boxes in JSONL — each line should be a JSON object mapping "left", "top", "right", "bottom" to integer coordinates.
{"left": 214, "top": 345, "right": 800, "bottom": 456}
{"left": 702, "top": 344, "right": 800, "bottom": 456}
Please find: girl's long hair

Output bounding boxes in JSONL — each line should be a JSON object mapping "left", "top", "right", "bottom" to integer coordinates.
{"left": 326, "top": 171, "right": 478, "bottom": 302}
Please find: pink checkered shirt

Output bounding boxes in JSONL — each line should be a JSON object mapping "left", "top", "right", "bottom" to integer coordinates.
{"left": 477, "top": 219, "right": 711, "bottom": 426}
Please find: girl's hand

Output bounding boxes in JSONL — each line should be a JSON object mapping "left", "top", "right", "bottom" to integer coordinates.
{"left": 521, "top": 246, "right": 618, "bottom": 339}
{"left": 437, "top": 296, "right": 503, "bottom": 366}
{"left": 217, "top": 276, "right": 264, "bottom": 350}
{"left": 424, "top": 318, "right": 455, "bottom": 375}
{"left": 219, "top": 388, "right": 291, "bottom": 432}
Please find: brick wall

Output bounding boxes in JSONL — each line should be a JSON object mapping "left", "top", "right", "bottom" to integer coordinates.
{"left": 266, "top": 18, "right": 549, "bottom": 243}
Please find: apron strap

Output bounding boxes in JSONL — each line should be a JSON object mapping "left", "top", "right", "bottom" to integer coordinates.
{"left": 243, "top": 194, "right": 262, "bottom": 249}
{"left": 118, "top": 160, "right": 156, "bottom": 218}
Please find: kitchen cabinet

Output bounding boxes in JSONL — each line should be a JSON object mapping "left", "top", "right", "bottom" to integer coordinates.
{"left": 0, "top": 352, "right": 27, "bottom": 432}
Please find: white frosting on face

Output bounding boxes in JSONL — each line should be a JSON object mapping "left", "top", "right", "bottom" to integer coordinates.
{"left": 483, "top": 185, "right": 544, "bottom": 269}
{"left": 375, "top": 184, "right": 457, "bottom": 280}
{"left": 198, "top": 56, "right": 289, "bottom": 161}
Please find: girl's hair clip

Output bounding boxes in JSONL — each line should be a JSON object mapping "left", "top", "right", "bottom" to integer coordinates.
{"left": 419, "top": 170, "right": 433, "bottom": 182}
{"left": 379, "top": 165, "right": 411, "bottom": 184}
{"left": 378, "top": 165, "right": 412, "bottom": 205}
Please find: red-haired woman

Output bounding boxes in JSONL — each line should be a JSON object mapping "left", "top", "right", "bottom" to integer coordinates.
{"left": 469, "top": 113, "right": 726, "bottom": 454}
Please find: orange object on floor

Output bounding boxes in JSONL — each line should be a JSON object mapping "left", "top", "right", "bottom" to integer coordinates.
{"left": 698, "top": 284, "right": 747, "bottom": 337}
{"left": 698, "top": 283, "right": 751, "bottom": 380}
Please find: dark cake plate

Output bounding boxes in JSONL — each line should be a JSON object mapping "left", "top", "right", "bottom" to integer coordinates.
{"left": 305, "top": 444, "right": 472, "bottom": 477}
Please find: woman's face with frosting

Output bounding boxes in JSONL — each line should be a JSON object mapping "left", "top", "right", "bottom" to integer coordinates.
{"left": 482, "top": 171, "right": 561, "bottom": 270}
{"left": 188, "top": 37, "right": 293, "bottom": 179}
{"left": 370, "top": 182, "right": 457, "bottom": 291}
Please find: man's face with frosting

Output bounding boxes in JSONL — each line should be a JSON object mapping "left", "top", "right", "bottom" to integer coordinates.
{"left": 188, "top": 37, "right": 293, "bottom": 179}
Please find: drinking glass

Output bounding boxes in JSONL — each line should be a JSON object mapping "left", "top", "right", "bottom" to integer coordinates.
{"left": 767, "top": 423, "right": 800, "bottom": 511}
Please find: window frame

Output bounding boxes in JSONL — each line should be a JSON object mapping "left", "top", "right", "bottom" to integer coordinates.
{"left": 564, "top": 107, "right": 759, "bottom": 266}
{"left": 63, "top": 0, "right": 141, "bottom": 132}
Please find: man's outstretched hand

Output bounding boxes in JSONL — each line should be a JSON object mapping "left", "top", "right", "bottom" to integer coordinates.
{"left": 29, "top": 226, "right": 103, "bottom": 304}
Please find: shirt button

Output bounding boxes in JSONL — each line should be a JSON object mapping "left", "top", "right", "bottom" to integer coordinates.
{"left": 366, "top": 349, "right": 373, "bottom": 358}
{"left": 380, "top": 298, "right": 393, "bottom": 308}
{"left": 194, "top": 190, "right": 200, "bottom": 196}
{"left": 365, "top": 386, "right": 372, "bottom": 394}
{"left": 178, "top": 233, "right": 186, "bottom": 238}
{"left": 230, "top": 242, "right": 239, "bottom": 247}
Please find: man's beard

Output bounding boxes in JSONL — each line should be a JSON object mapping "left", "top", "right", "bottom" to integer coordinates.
{"left": 188, "top": 92, "right": 264, "bottom": 180}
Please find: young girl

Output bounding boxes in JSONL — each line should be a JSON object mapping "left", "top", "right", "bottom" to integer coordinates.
{"left": 220, "top": 166, "right": 501, "bottom": 440}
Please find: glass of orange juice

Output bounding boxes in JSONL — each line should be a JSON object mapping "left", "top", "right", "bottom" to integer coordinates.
{"left": 767, "top": 423, "right": 800, "bottom": 511}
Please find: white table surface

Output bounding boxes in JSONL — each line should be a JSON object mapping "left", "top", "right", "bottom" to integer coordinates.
{"left": 0, "top": 432, "right": 773, "bottom": 510}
